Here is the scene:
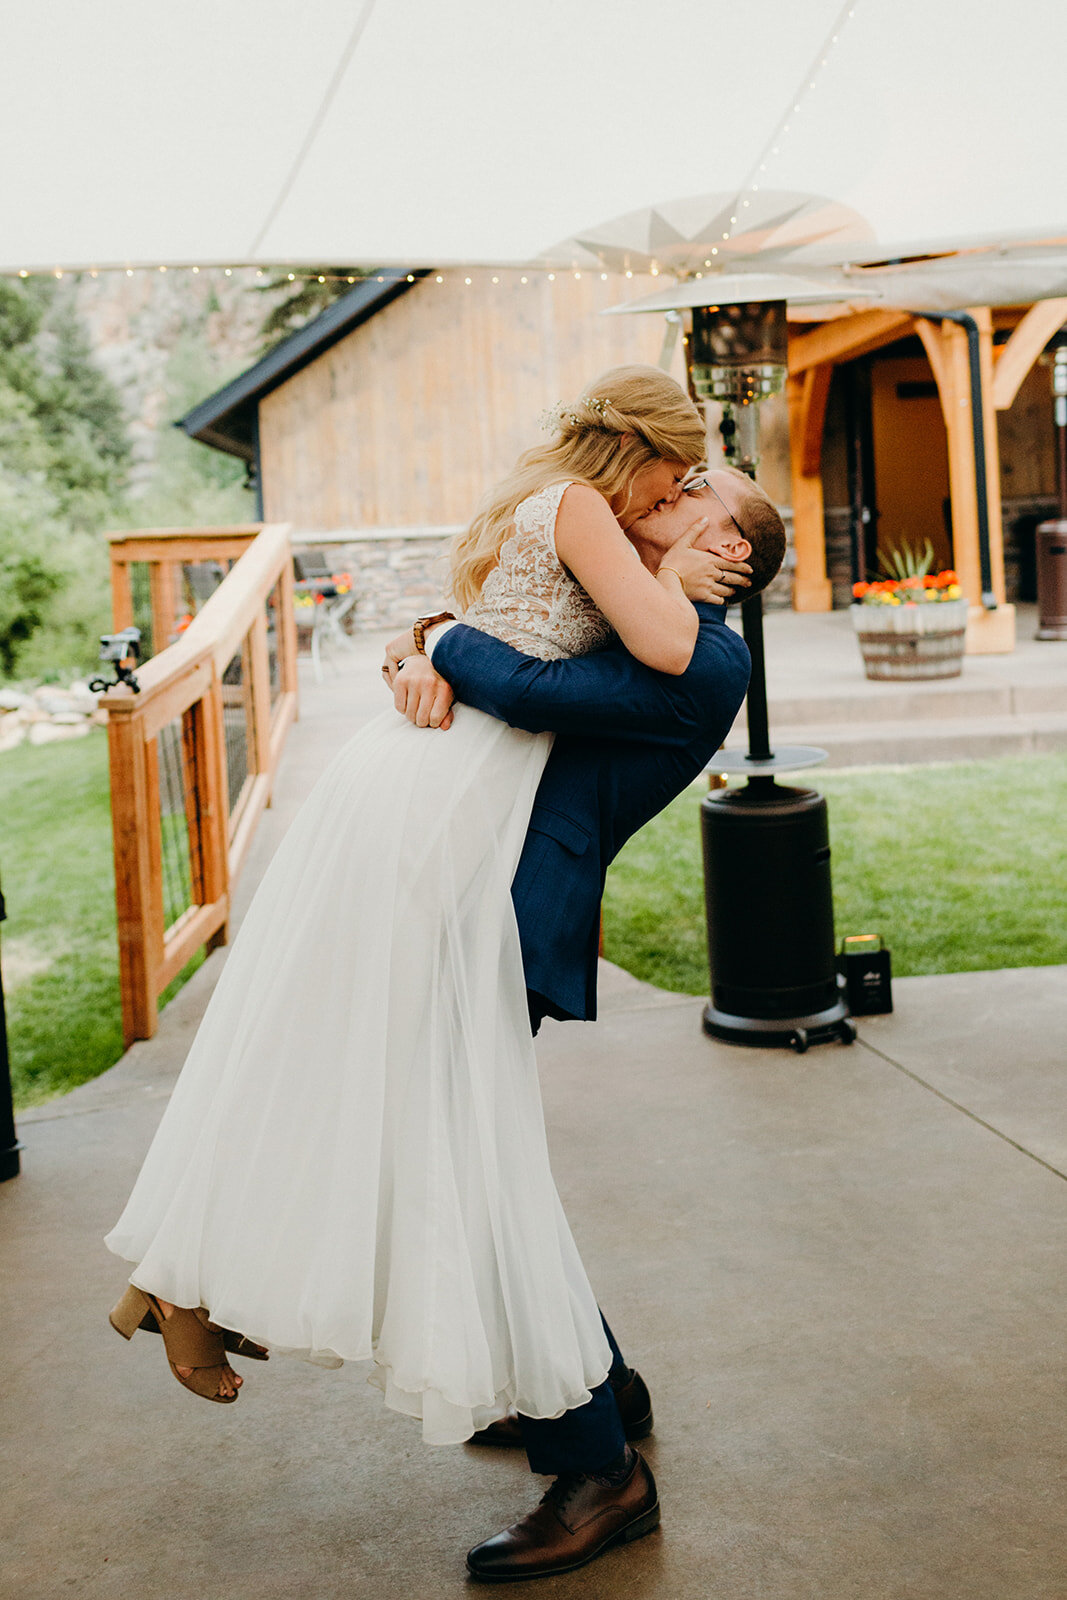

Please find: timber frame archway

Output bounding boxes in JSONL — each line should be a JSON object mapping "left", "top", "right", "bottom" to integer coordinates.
{"left": 785, "top": 297, "right": 1067, "bottom": 653}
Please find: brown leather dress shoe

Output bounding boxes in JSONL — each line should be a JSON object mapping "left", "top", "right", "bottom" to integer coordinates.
{"left": 469, "top": 1368, "right": 653, "bottom": 1449}
{"left": 466, "top": 1449, "right": 659, "bottom": 1581}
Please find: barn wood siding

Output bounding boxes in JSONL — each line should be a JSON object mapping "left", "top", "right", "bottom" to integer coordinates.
{"left": 258, "top": 269, "right": 686, "bottom": 530}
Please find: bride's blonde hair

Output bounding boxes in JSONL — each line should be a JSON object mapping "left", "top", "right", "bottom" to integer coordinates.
{"left": 449, "top": 365, "right": 707, "bottom": 610}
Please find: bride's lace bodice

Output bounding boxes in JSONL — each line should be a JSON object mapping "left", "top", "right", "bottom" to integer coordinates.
{"left": 461, "top": 481, "right": 613, "bottom": 660}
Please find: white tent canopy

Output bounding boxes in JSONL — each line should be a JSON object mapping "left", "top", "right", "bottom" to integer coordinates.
{"left": 2, "top": 0, "right": 1065, "bottom": 275}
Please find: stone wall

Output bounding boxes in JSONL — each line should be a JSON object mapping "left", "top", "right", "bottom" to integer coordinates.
{"left": 294, "top": 532, "right": 455, "bottom": 631}
{"left": 298, "top": 507, "right": 802, "bottom": 631}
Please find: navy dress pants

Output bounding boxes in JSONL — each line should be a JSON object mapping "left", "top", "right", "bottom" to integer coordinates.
{"left": 518, "top": 1312, "right": 630, "bottom": 1476}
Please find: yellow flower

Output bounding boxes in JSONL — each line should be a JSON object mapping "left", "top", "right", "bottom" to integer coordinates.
{"left": 946, "top": 585, "right": 960, "bottom": 599}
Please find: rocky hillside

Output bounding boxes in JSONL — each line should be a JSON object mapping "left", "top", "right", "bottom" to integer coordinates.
{"left": 66, "top": 267, "right": 282, "bottom": 493}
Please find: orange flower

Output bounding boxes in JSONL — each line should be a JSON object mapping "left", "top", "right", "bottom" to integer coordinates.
{"left": 853, "top": 581, "right": 869, "bottom": 598}
{"left": 935, "top": 569, "right": 958, "bottom": 587}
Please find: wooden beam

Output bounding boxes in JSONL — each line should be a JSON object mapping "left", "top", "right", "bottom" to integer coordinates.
{"left": 798, "top": 365, "right": 833, "bottom": 477}
{"left": 788, "top": 310, "right": 914, "bottom": 377}
{"left": 991, "top": 297, "right": 1067, "bottom": 410}
{"left": 787, "top": 372, "right": 833, "bottom": 611}
{"left": 914, "top": 317, "right": 948, "bottom": 397}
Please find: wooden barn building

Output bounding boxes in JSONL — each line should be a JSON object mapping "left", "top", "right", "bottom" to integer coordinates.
{"left": 181, "top": 269, "right": 1067, "bottom": 652}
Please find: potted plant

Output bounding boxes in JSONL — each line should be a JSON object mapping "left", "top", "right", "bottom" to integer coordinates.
{"left": 851, "top": 542, "right": 969, "bottom": 680}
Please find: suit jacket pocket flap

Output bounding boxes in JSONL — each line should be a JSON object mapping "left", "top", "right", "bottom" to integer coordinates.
{"left": 527, "top": 804, "right": 592, "bottom": 856}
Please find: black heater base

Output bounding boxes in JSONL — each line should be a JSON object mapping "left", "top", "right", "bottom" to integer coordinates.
{"left": 702, "top": 996, "right": 856, "bottom": 1054}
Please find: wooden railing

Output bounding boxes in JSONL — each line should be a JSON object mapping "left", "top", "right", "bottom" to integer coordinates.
{"left": 102, "top": 524, "right": 298, "bottom": 1045}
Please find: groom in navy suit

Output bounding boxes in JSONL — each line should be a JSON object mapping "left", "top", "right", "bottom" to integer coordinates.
{"left": 386, "top": 467, "right": 785, "bottom": 1580}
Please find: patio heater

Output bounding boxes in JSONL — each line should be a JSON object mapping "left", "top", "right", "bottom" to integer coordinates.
{"left": 680, "top": 292, "right": 855, "bottom": 1051}
{"left": 1035, "top": 337, "right": 1067, "bottom": 640}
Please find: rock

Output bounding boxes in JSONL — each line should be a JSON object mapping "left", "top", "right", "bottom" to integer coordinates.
{"left": 0, "top": 722, "right": 26, "bottom": 753}
{"left": 33, "top": 686, "right": 101, "bottom": 717}
{"left": 0, "top": 689, "right": 28, "bottom": 711}
{"left": 27, "top": 721, "right": 93, "bottom": 745}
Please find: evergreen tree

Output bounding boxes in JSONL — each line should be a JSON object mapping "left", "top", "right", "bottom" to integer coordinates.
{"left": 255, "top": 268, "right": 372, "bottom": 354}
{"left": 0, "top": 279, "right": 131, "bottom": 676}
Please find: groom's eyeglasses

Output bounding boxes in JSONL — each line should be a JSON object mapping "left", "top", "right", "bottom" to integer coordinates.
{"left": 683, "top": 474, "right": 748, "bottom": 542}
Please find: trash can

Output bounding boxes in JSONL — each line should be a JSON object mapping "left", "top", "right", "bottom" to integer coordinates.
{"left": 1035, "top": 519, "right": 1067, "bottom": 640}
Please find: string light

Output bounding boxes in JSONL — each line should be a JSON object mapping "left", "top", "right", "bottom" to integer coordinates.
{"left": 4, "top": 263, "right": 651, "bottom": 297}
{"left": 718, "top": 0, "right": 859, "bottom": 248}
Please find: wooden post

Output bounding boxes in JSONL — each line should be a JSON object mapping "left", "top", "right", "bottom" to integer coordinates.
{"left": 180, "top": 704, "right": 206, "bottom": 908}
{"left": 919, "top": 313, "right": 1016, "bottom": 654}
{"left": 199, "top": 674, "right": 231, "bottom": 952}
{"left": 248, "top": 611, "right": 273, "bottom": 777}
{"left": 110, "top": 561, "right": 134, "bottom": 632}
{"left": 107, "top": 707, "right": 160, "bottom": 1044}
{"left": 276, "top": 552, "right": 299, "bottom": 706}
{"left": 149, "top": 561, "right": 180, "bottom": 656}
{"left": 787, "top": 368, "right": 834, "bottom": 611}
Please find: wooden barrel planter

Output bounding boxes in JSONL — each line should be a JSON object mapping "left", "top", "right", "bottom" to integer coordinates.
{"left": 851, "top": 598, "right": 970, "bottom": 681}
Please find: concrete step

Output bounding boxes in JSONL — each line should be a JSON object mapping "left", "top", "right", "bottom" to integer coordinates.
{"left": 761, "top": 680, "right": 1065, "bottom": 728}
{"left": 723, "top": 710, "right": 1067, "bottom": 768}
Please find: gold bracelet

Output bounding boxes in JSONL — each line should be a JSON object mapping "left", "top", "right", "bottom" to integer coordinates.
{"left": 658, "top": 566, "right": 684, "bottom": 584}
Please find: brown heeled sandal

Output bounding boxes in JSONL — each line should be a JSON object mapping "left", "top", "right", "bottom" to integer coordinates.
{"left": 109, "top": 1285, "right": 241, "bottom": 1403}
{"left": 132, "top": 1304, "right": 269, "bottom": 1361}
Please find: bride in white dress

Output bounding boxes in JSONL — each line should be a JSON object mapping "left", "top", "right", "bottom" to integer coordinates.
{"left": 105, "top": 365, "right": 718, "bottom": 1442}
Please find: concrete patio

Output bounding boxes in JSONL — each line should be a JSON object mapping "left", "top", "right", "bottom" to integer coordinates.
{"left": 2, "top": 620, "right": 1065, "bottom": 1599}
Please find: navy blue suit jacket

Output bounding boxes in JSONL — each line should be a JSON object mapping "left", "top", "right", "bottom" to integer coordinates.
{"left": 432, "top": 604, "right": 751, "bottom": 1029}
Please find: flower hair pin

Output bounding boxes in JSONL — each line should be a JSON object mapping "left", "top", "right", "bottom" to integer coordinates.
{"left": 538, "top": 396, "right": 611, "bottom": 432}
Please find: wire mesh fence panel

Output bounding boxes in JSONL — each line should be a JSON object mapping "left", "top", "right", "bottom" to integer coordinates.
{"left": 182, "top": 561, "right": 227, "bottom": 621}
{"left": 221, "top": 647, "right": 251, "bottom": 824}
{"left": 266, "top": 582, "right": 282, "bottom": 707}
{"left": 130, "top": 563, "right": 154, "bottom": 658}
{"left": 156, "top": 717, "right": 198, "bottom": 932}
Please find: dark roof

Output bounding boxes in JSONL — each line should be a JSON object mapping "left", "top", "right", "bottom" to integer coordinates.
{"left": 177, "top": 272, "right": 427, "bottom": 460}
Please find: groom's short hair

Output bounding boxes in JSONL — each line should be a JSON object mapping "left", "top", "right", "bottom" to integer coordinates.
{"left": 716, "top": 467, "right": 787, "bottom": 602}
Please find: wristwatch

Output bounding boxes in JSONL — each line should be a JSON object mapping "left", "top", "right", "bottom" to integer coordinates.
{"left": 412, "top": 611, "right": 456, "bottom": 654}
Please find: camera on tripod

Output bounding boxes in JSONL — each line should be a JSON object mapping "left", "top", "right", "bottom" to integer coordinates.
{"left": 89, "top": 627, "right": 142, "bottom": 694}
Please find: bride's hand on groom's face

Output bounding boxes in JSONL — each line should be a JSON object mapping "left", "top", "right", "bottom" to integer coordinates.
{"left": 393, "top": 655, "right": 455, "bottom": 730}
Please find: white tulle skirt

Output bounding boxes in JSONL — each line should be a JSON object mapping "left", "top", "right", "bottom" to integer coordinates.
{"left": 105, "top": 704, "right": 611, "bottom": 1443}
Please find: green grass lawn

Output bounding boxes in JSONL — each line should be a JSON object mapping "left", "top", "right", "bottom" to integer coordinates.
{"left": 2, "top": 738, "right": 1064, "bottom": 1110}
{"left": 0, "top": 730, "right": 201, "bottom": 1109}
{"left": 603, "top": 752, "right": 1067, "bottom": 994}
